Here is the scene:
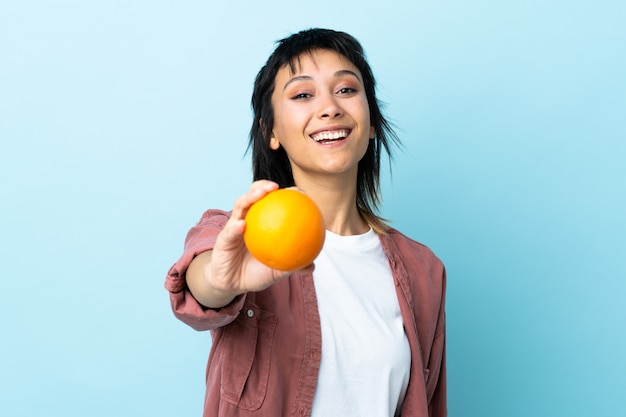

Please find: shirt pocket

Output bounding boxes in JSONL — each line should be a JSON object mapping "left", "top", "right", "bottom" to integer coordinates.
{"left": 219, "top": 305, "right": 278, "bottom": 411}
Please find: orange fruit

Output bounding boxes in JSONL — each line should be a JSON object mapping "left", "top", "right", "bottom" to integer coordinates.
{"left": 244, "top": 188, "right": 326, "bottom": 271}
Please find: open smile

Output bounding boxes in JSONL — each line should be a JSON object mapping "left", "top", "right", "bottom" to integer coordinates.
{"left": 310, "top": 129, "right": 351, "bottom": 144}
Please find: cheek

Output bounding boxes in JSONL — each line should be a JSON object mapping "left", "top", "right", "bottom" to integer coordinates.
{"left": 352, "top": 96, "right": 371, "bottom": 124}
{"left": 274, "top": 105, "right": 306, "bottom": 139}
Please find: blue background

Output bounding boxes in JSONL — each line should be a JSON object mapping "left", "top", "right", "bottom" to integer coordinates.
{"left": 1, "top": 1, "right": 624, "bottom": 416}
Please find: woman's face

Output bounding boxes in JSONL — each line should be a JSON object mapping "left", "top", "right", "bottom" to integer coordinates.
{"left": 269, "top": 49, "right": 374, "bottom": 185}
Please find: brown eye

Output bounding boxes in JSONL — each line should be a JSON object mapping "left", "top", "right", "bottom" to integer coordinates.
{"left": 338, "top": 87, "right": 357, "bottom": 94}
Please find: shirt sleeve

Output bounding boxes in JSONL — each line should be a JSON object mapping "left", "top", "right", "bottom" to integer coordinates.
{"left": 164, "top": 209, "right": 246, "bottom": 331}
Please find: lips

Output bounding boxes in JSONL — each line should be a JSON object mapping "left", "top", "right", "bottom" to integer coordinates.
{"left": 310, "top": 128, "right": 350, "bottom": 143}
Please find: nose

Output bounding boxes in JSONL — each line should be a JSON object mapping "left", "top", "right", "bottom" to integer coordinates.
{"left": 318, "top": 93, "right": 342, "bottom": 119}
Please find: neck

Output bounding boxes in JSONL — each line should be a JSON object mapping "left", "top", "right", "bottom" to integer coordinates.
{"left": 293, "top": 172, "right": 369, "bottom": 236}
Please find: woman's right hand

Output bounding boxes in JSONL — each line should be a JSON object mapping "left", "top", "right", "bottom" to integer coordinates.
{"left": 186, "top": 180, "right": 313, "bottom": 308}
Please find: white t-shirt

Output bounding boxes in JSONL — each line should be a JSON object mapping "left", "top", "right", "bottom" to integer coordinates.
{"left": 310, "top": 228, "right": 411, "bottom": 417}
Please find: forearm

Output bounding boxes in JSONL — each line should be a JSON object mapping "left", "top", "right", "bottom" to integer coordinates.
{"left": 186, "top": 250, "right": 240, "bottom": 309}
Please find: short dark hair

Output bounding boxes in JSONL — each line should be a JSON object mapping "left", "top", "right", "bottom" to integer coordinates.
{"left": 248, "top": 28, "right": 400, "bottom": 231}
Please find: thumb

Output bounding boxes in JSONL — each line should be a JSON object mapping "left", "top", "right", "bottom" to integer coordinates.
{"left": 215, "top": 218, "right": 246, "bottom": 251}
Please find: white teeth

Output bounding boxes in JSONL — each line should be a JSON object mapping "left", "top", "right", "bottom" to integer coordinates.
{"left": 312, "top": 129, "right": 349, "bottom": 142}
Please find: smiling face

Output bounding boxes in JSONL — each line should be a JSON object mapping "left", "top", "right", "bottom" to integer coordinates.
{"left": 269, "top": 49, "right": 375, "bottom": 185}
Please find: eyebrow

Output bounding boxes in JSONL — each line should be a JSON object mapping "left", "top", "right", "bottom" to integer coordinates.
{"left": 282, "top": 70, "right": 362, "bottom": 91}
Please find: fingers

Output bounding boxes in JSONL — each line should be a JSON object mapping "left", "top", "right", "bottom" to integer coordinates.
{"left": 271, "top": 262, "right": 315, "bottom": 282}
{"left": 285, "top": 185, "right": 306, "bottom": 194}
{"left": 217, "top": 180, "right": 280, "bottom": 251}
{"left": 231, "top": 180, "right": 279, "bottom": 221}
{"left": 299, "top": 262, "right": 316, "bottom": 275}
{"left": 216, "top": 217, "right": 246, "bottom": 251}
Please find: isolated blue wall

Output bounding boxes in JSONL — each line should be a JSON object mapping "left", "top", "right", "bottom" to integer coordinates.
{"left": 1, "top": 1, "right": 624, "bottom": 416}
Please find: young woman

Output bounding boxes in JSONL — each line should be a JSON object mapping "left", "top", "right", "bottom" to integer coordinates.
{"left": 165, "top": 28, "right": 447, "bottom": 417}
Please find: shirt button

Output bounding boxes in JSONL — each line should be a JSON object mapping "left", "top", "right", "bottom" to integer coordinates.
{"left": 246, "top": 309, "right": 254, "bottom": 318}
{"left": 308, "top": 349, "right": 320, "bottom": 361}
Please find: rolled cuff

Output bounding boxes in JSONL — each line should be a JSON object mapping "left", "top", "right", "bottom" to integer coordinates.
{"left": 164, "top": 210, "right": 244, "bottom": 331}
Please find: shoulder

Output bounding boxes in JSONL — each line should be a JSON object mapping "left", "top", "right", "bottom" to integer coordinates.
{"left": 382, "top": 228, "right": 444, "bottom": 268}
{"left": 379, "top": 228, "right": 446, "bottom": 295}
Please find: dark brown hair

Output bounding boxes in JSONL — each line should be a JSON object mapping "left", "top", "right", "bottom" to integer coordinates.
{"left": 248, "top": 28, "right": 400, "bottom": 231}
